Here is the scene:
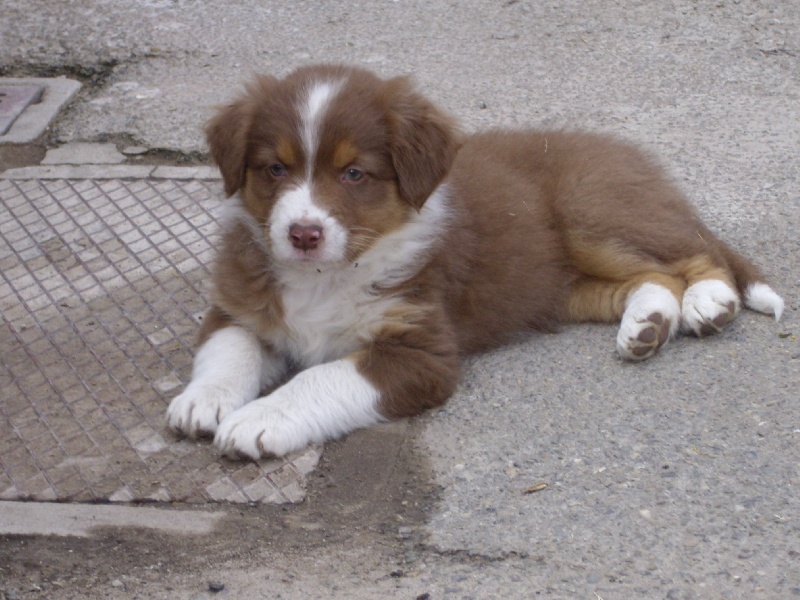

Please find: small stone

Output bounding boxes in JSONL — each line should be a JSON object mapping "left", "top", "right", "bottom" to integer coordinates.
{"left": 111, "top": 580, "right": 123, "bottom": 588}
{"left": 122, "top": 146, "right": 149, "bottom": 156}
{"left": 683, "top": 537, "right": 699, "bottom": 547}
{"left": 208, "top": 582, "right": 225, "bottom": 593}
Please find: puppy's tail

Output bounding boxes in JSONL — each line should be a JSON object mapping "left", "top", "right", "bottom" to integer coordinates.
{"left": 714, "top": 236, "right": 784, "bottom": 320}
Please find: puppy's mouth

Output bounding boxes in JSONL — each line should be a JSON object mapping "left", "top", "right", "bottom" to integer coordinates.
{"left": 274, "top": 244, "right": 349, "bottom": 269}
{"left": 288, "top": 249, "right": 331, "bottom": 264}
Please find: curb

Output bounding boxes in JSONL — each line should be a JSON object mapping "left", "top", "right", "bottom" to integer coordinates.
{"left": 0, "top": 164, "right": 222, "bottom": 180}
{"left": 0, "top": 501, "right": 227, "bottom": 537}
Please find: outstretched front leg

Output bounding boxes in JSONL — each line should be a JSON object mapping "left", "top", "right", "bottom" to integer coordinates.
{"left": 214, "top": 359, "right": 386, "bottom": 458}
{"left": 214, "top": 308, "right": 461, "bottom": 459}
{"left": 167, "top": 325, "right": 288, "bottom": 438}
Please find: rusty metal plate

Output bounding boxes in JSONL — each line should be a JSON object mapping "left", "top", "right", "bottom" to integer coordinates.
{"left": 0, "top": 178, "right": 321, "bottom": 504}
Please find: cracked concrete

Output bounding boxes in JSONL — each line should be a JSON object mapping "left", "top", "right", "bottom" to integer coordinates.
{"left": 1, "top": 0, "right": 799, "bottom": 598}
{"left": 4, "top": 1, "right": 795, "bottom": 156}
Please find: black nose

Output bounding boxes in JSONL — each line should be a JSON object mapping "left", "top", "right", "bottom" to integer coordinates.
{"left": 288, "top": 223, "right": 324, "bottom": 251}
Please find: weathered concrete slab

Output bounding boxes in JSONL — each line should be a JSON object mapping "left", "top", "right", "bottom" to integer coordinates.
{"left": 0, "top": 501, "right": 227, "bottom": 537}
{"left": 0, "top": 77, "right": 81, "bottom": 144}
{"left": 41, "top": 142, "right": 126, "bottom": 165}
{"left": 0, "top": 84, "right": 44, "bottom": 136}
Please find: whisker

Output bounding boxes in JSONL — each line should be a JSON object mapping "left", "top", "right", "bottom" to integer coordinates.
{"left": 350, "top": 226, "right": 381, "bottom": 236}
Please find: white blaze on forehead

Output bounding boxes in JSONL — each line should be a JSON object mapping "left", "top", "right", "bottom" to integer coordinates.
{"left": 266, "top": 78, "right": 348, "bottom": 264}
{"left": 300, "top": 79, "right": 344, "bottom": 177}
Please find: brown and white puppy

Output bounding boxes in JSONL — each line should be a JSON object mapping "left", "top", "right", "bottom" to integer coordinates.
{"left": 166, "top": 64, "right": 784, "bottom": 459}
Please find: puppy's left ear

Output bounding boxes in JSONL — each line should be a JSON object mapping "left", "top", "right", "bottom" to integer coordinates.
{"left": 384, "top": 77, "right": 461, "bottom": 209}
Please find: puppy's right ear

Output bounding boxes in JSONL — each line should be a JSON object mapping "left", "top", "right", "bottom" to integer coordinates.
{"left": 205, "top": 76, "right": 277, "bottom": 197}
{"left": 205, "top": 98, "right": 250, "bottom": 197}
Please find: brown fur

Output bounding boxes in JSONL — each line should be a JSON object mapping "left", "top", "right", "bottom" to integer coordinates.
{"left": 201, "top": 65, "right": 771, "bottom": 421}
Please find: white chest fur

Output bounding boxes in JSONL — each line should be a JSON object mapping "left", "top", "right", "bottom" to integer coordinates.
{"left": 269, "top": 265, "right": 401, "bottom": 367}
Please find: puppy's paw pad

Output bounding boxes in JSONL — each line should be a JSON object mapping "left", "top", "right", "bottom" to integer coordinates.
{"left": 681, "top": 280, "right": 740, "bottom": 337}
{"left": 617, "top": 311, "right": 673, "bottom": 361}
{"left": 166, "top": 386, "right": 245, "bottom": 439}
{"left": 617, "top": 284, "right": 680, "bottom": 361}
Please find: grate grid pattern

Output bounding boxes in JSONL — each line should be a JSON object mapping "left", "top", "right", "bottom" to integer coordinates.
{"left": 0, "top": 178, "right": 320, "bottom": 504}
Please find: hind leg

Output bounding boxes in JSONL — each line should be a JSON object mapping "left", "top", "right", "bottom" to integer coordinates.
{"left": 678, "top": 256, "right": 740, "bottom": 336}
{"left": 618, "top": 281, "right": 683, "bottom": 360}
{"left": 568, "top": 274, "right": 684, "bottom": 361}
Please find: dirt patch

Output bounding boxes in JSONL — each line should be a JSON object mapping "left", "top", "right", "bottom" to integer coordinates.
{"left": 0, "top": 420, "right": 440, "bottom": 598}
{"left": 0, "top": 144, "right": 46, "bottom": 170}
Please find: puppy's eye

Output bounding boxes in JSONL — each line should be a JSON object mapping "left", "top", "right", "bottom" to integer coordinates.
{"left": 267, "top": 163, "right": 287, "bottom": 178}
{"left": 341, "top": 168, "right": 365, "bottom": 183}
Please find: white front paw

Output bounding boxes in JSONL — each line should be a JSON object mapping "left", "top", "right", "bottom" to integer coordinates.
{"left": 215, "top": 399, "right": 308, "bottom": 460}
{"left": 166, "top": 385, "right": 247, "bottom": 439}
{"left": 681, "top": 280, "right": 740, "bottom": 336}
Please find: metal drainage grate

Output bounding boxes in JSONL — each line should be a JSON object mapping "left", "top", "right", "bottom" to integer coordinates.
{"left": 0, "top": 85, "right": 45, "bottom": 136}
{"left": 0, "top": 177, "right": 321, "bottom": 504}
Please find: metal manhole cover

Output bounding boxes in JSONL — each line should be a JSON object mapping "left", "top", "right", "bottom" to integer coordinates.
{"left": 0, "top": 78, "right": 81, "bottom": 144}
{"left": 0, "top": 85, "right": 44, "bottom": 136}
{"left": 0, "top": 177, "right": 321, "bottom": 504}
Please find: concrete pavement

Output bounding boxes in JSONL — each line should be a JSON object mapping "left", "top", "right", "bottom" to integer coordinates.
{"left": 1, "top": 0, "right": 799, "bottom": 598}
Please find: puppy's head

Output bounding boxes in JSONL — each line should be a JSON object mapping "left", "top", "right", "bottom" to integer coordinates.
{"left": 206, "top": 65, "right": 459, "bottom": 267}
